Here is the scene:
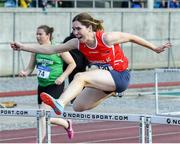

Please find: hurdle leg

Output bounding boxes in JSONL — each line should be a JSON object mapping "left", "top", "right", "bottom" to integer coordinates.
{"left": 155, "top": 71, "right": 159, "bottom": 114}
{"left": 36, "top": 110, "right": 42, "bottom": 144}
{"left": 139, "top": 116, "right": 145, "bottom": 143}
{"left": 146, "top": 117, "right": 152, "bottom": 143}
{"left": 46, "top": 111, "right": 51, "bottom": 144}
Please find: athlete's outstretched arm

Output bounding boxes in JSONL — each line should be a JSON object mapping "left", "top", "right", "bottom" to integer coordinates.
{"left": 103, "top": 32, "right": 172, "bottom": 53}
{"left": 11, "top": 38, "right": 78, "bottom": 54}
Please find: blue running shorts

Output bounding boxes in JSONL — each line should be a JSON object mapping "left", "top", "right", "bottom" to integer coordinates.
{"left": 109, "top": 70, "right": 130, "bottom": 93}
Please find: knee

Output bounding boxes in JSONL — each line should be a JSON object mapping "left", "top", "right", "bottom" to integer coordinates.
{"left": 73, "top": 103, "right": 87, "bottom": 112}
{"left": 74, "top": 72, "right": 84, "bottom": 81}
{"left": 73, "top": 72, "right": 87, "bottom": 85}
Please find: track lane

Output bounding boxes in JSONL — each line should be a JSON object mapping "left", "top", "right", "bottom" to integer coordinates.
{"left": 1, "top": 121, "right": 180, "bottom": 143}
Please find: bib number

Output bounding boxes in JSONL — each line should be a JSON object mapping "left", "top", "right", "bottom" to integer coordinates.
{"left": 89, "top": 63, "right": 112, "bottom": 71}
{"left": 37, "top": 66, "right": 50, "bottom": 79}
{"left": 98, "top": 64, "right": 110, "bottom": 70}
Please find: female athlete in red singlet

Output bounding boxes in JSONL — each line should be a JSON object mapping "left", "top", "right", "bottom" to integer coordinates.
{"left": 11, "top": 12, "right": 171, "bottom": 115}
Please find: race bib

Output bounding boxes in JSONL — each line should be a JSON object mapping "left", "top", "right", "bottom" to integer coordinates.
{"left": 88, "top": 63, "right": 113, "bottom": 71}
{"left": 37, "top": 66, "right": 50, "bottom": 79}
{"left": 98, "top": 64, "right": 111, "bottom": 70}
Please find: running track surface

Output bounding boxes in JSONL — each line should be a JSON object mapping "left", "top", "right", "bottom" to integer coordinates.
{"left": 1, "top": 121, "right": 180, "bottom": 143}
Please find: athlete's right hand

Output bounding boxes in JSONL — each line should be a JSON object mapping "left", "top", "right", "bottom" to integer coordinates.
{"left": 10, "top": 42, "right": 23, "bottom": 51}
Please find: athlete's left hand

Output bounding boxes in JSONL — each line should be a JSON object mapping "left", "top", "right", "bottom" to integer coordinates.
{"left": 153, "top": 42, "right": 172, "bottom": 53}
{"left": 55, "top": 76, "right": 65, "bottom": 85}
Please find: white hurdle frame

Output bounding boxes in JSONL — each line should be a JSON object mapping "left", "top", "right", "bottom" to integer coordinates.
{"left": 0, "top": 108, "right": 44, "bottom": 143}
{"left": 155, "top": 68, "right": 180, "bottom": 115}
{"left": 46, "top": 111, "right": 146, "bottom": 143}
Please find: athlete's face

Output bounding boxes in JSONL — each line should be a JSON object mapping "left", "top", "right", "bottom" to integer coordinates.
{"left": 72, "top": 21, "right": 92, "bottom": 43}
{"left": 36, "top": 28, "right": 50, "bottom": 45}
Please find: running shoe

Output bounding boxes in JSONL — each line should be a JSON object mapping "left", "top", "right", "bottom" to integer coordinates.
{"left": 65, "top": 119, "right": 74, "bottom": 139}
{"left": 40, "top": 92, "right": 64, "bottom": 115}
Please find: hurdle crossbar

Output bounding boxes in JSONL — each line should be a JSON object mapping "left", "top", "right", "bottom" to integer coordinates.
{"left": 0, "top": 108, "right": 44, "bottom": 117}
{"left": 155, "top": 68, "right": 180, "bottom": 73}
{"left": 150, "top": 115, "right": 180, "bottom": 126}
{"left": 61, "top": 111, "right": 141, "bottom": 122}
{"left": 158, "top": 111, "right": 180, "bottom": 116}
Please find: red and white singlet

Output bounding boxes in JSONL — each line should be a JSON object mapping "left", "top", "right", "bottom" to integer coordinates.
{"left": 78, "top": 31, "right": 128, "bottom": 72}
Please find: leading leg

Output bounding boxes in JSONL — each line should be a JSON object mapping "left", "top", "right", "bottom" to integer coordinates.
{"left": 40, "top": 69, "right": 116, "bottom": 114}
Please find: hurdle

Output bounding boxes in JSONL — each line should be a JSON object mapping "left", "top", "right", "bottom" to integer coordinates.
{"left": 0, "top": 108, "right": 44, "bottom": 143}
{"left": 146, "top": 114, "right": 180, "bottom": 143}
{"left": 45, "top": 111, "right": 147, "bottom": 143}
{"left": 154, "top": 68, "right": 180, "bottom": 115}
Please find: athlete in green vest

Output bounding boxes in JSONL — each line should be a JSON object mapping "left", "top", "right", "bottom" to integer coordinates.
{"left": 19, "top": 25, "right": 76, "bottom": 142}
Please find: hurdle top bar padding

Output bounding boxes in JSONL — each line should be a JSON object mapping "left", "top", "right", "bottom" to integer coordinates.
{"left": 50, "top": 111, "right": 144, "bottom": 122}
{"left": 0, "top": 108, "right": 44, "bottom": 117}
{"left": 155, "top": 68, "right": 180, "bottom": 73}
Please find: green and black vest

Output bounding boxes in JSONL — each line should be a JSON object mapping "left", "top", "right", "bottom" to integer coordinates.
{"left": 35, "top": 53, "right": 63, "bottom": 87}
